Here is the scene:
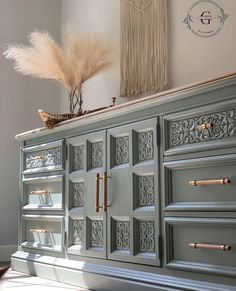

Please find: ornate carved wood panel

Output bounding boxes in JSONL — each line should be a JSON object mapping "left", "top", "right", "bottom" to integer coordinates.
{"left": 138, "top": 175, "right": 154, "bottom": 206}
{"left": 139, "top": 221, "right": 155, "bottom": 253}
{"left": 169, "top": 109, "right": 236, "bottom": 147}
{"left": 91, "top": 220, "right": 103, "bottom": 248}
{"left": 116, "top": 221, "right": 130, "bottom": 250}
{"left": 73, "top": 145, "right": 84, "bottom": 170}
{"left": 25, "top": 146, "right": 62, "bottom": 170}
{"left": 73, "top": 219, "right": 84, "bottom": 245}
{"left": 91, "top": 141, "right": 103, "bottom": 169}
{"left": 115, "top": 136, "right": 129, "bottom": 165}
{"left": 73, "top": 182, "right": 84, "bottom": 208}
{"left": 137, "top": 131, "right": 154, "bottom": 162}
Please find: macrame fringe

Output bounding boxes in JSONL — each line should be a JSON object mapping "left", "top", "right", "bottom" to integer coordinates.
{"left": 120, "top": 0, "right": 168, "bottom": 97}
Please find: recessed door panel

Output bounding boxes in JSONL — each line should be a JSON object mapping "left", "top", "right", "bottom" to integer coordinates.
{"left": 67, "top": 130, "right": 106, "bottom": 259}
{"left": 107, "top": 118, "right": 160, "bottom": 266}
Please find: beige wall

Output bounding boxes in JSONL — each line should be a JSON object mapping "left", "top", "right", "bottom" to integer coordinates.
{"left": 0, "top": 0, "right": 61, "bottom": 260}
{"left": 60, "top": 0, "right": 121, "bottom": 113}
{"left": 168, "top": 0, "right": 236, "bottom": 87}
{"left": 60, "top": 0, "right": 236, "bottom": 112}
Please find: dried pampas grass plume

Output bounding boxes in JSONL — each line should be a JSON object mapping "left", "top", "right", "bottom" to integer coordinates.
{"left": 4, "top": 30, "right": 114, "bottom": 114}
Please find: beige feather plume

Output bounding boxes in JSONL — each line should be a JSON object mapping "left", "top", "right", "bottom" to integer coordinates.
{"left": 4, "top": 29, "right": 114, "bottom": 113}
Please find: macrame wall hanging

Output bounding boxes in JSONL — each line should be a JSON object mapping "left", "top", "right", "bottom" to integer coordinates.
{"left": 120, "top": 0, "right": 168, "bottom": 97}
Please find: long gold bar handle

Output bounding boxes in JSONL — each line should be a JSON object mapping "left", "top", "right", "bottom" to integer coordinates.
{"left": 30, "top": 229, "right": 48, "bottom": 233}
{"left": 189, "top": 178, "right": 230, "bottom": 186}
{"left": 95, "top": 173, "right": 100, "bottom": 212}
{"left": 189, "top": 243, "right": 231, "bottom": 251}
{"left": 196, "top": 122, "right": 213, "bottom": 130}
{"left": 30, "top": 190, "right": 49, "bottom": 195}
{"left": 103, "top": 172, "right": 111, "bottom": 212}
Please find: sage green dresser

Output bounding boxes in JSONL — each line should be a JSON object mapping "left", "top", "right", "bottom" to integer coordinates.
{"left": 12, "top": 73, "right": 236, "bottom": 290}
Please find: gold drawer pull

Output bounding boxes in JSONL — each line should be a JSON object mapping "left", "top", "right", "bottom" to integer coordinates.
{"left": 33, "top": 156, "right": 43, "bottom": 160}
{"left": 189, "top": 242, "right": 231, "bottom": 251}
{"left": 30, "top": 229, "right": 48, "bottom": 233}
{"left": 30, "top": 190, "right": 49, "bottom": 195}
{"left": 189, "top": 179, "right": 230, "bottom": 186}
{"left": 196, "top": 122, "right": 213, "bottom": 130}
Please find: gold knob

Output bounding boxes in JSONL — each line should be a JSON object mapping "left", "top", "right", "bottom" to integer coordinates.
{"left": 196, "top": 122, "right": 213, "bottom": 130}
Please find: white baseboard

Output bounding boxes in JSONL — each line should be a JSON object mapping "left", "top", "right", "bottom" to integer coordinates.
{"left": 0, "top": 245, "right": 17, "bottom": 262}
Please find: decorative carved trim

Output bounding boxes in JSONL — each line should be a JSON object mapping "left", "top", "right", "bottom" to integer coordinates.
{"left": 139, "top": 221, "right": 155, "bottom": 253}
{"left": 73, "top": 145, "right": 84, "bottom": 170}
{"left": 116, "top": 221, "right": 130, "bottom": 250}
{"left": 73, "top": 219, "right": 84, "bottom": 245}
{"left": 138, "top": 175, "right": 154, "bottom": 206}
{"left": 73, "top": 182, "right": 84, "bottom": 207}
{"left": 138, "top": 131, "right": 153, "bottom": 162}
{"left": 169, "top": 109, "right": 236, "bottom": 147}
{"left": 91, "top": 220, "right": 103, "bottom": 247}
{"left": 115, "top": 136, "right": 129, "bottom": 165}
{"left": 25, "top": 146, "right": 62, "bottom": 169}
{"left": 91, "top": 142, "right": 103, "bottom": 168}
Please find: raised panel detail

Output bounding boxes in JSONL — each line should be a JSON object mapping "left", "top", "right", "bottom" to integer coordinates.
{"left": 169, "top": 109, "right": 236, "bottom": 147}
{"left": 115, "top": 136, "right": 129, "bottom": 165}
{"left": 91, "top": 141, "right": 103, "bottom": 169}
{"left": 116, "top": 220, "right": 130, "bottom": 250}
{"left": 25, "top": 147, "right": 62, "bottom": 170}
{"left": 89, "top": 219, "right": 103, "bottom": 248}
{"left": 138, "top": 175, "right": 154, "bottom": 207}
{"left": 73, "top": 145, "right": 85, "bottom": 170}
{"left": 73, "top": 219, "right": 84, "bottom": 245}
{"left": 137, "top": 131, "right": 154, "bottom": 162}
{"left": 73, "top": 182, "right": 84, "bottom": 208}
{"left": 139, "top": 221, "right": 155, "bottom": 253}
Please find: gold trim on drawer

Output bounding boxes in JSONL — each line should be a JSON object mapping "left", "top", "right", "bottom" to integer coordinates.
{"left": 30, "top": 190, "right": 49, "bottom": 195}
{"left": 196, "top": 122, "right": 213, "bottom": 130}
{"left": 30, "top": 229, "right": 48, "bottom": 233}
{"left": 189, "top": 242, "right": 231, "bottom": 251}
{"left": 188, "top": 179, "right": 230, "bottom": 186}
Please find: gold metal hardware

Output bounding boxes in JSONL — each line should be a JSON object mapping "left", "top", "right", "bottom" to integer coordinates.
{"left": 102, "top": 172, "right": 111, "bottom": 212}
{"left": 196, "top": 122, "right": 213, "bottom": 130}
{"left": 33, "top": 155, "right": 43, "bottom": 160}
{"left": 95, "top": 172, "right": 111, "bottom": 212}
{"left": 189, "top": 179, "right": 230, "bottom": 186}
{"left": 30, "top": 229, "right": 48, "bottom": 233}
{"left": 95, "top": 173, "right": 101, "bottom": 212}
{"left": 30, "top": 190, "right": 49, "bottom": 195}
{"left": 189, "top": 242, "right": 231, "bottom": 251}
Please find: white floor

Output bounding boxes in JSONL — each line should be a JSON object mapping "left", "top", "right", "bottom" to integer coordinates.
{"left": 0, "top": 268, "right": 90, "bottom": 291}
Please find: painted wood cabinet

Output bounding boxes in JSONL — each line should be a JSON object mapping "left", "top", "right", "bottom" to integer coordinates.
{"left": 12, "top": 73, "right": 236, "bottom": 290}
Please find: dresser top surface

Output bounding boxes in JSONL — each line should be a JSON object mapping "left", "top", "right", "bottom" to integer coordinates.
{"left": 15, "top": 72, "right": 236, "bottom": 141}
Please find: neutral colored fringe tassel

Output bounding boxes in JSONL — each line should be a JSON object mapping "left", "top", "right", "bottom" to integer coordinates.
{"left": 120, "top": 0, "right": 168, "bottom": 97}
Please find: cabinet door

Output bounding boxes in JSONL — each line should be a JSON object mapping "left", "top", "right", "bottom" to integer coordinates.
{"left": 107, "top": 118, "right": 160, "bottom": 266}
{"left": 67, "top": 130, "right": 107, "bottom": 259}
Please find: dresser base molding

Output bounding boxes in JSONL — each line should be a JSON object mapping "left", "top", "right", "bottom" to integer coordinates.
{"left": 11, "top": 251, "right": 236, "bottom": 291}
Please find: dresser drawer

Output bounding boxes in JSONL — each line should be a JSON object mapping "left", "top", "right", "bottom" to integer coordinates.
{"left": 21, "top": 215, "right": 64, "bottom": 252}
{"left": 164, "top": 155, "right": 236, "bottom": 211}
{"left": 22, "top": 175, "right": 64, "bottom": 210}
{"left": 165, "top": 217, "right": 236, "bottom": 278}
{"left": 23, "top": 140, "right": 64, "bottom": 174}
{"left": 165, "top": 107, "right": 236, "bottom": 155}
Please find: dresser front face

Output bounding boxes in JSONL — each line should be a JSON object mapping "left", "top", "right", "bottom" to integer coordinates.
{"left": 67, "top": 118, "right": 160, "bottom": 266}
